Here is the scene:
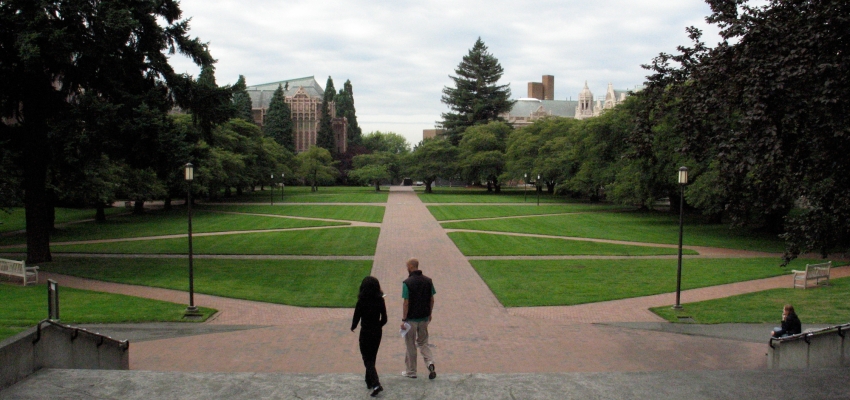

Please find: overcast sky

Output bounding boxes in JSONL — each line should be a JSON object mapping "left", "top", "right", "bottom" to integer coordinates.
{"left": 168, "top": 0, "right": 724, "bottom": 146}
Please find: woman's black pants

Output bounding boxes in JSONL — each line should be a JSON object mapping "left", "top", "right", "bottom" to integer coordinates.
{"left": 359, "top": 329, "right": 382, "bottom": 388}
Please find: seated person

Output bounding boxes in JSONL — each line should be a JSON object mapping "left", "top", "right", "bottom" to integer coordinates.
{"left": 771, "top": 304, "right": 802, "bottom": 337}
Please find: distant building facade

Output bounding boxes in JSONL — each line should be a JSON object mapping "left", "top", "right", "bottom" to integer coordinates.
{"left": 246, "top": 76, "right": 347, "bottom": 153}
{"left": 503, "top": 75, "right": 634, "bottom": 128}
{"left": 422, "top": 128, "right": 446, "bottom": 141}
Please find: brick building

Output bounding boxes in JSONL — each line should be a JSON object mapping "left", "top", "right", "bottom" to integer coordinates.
{"left": 246, "top": 76, "right": 347, "bottom": 153}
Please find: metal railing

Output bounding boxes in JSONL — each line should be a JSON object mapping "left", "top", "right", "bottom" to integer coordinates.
{"left": 31, "top": 319, "right": 129, "bottom": 351}
{"left": 769, "top": 322, "right": 850, "bottom": 349}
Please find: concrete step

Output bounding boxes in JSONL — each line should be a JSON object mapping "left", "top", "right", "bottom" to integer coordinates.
{"left": 2, "top": 368, "right": 849, "bottom": 399}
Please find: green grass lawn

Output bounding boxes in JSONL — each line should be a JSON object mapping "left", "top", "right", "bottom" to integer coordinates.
{"left": 0, "top": 207, "right": 127, "bottom": 233}
{"left": 0, "top": 209, "right": 347, "bottom": 246}
{"left": 37, "top": 227, "right": 380, "bottom": 256}
{"left": 38, "top": 257, "right": 371, "bottom": 307}
{"left": 198, "top": 204, "right": 385, "bottom": 223}
{"left": 428, "top": 204, "right": 629, "bottom": 221}
{"left": 0, "top": 284, "right": 215, "bottom": 341}
{"left": 417, "top": 187, "right": 567, "bottom": 203}
{"left": 651, "top": 276, "right": 850, "bottom": 324}
{"left": 449, "top": 231, "right": 697, "bottom": 256}
{"left": 443, "top": 211, "right": 785, "bottom": 252}
{"left": 470, "top": 258, "right": 824, "bottom": 307}
{"left": 211, "top": 186, "right": 389, "bottom": 203}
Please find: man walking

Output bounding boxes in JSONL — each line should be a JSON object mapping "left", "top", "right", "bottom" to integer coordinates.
{"left": 400, "top": 258, "right": 436, "bottom": 379}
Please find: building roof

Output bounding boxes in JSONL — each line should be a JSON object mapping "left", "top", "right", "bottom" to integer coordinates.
{"left": 507, "top": 99, "right": 578, "bottom": 118}
{"left": 246, "top": 76, "right": 325, "bottom": 109}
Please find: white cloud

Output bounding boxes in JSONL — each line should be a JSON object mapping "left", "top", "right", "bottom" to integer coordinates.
{"left": 169, "top": 0, "right": 723, "bottom": 146}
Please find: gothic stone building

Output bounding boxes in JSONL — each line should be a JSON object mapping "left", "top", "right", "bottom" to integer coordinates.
{"left": 247, "top": 76, "right": 347, "bottom": 153}
{"left": 502, "top": 75, "right": 633, "bottom": 128}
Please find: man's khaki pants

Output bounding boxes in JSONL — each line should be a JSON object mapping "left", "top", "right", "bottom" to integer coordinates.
{"left": 404, "top": 319, "right": 434, "bottom": 375}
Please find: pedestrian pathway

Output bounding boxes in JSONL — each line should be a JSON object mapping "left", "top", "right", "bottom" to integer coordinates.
{"left": 34, "top": 186, "right": 839, "bottom": 374}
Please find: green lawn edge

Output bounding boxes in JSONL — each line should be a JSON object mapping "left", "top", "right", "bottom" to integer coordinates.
{"left": 650, "top": 275, "right": 850, "bottom": 324}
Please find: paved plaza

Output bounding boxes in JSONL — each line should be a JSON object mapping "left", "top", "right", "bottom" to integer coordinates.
{"left": 7, "top": 186, "right": 850, "bottom": 398}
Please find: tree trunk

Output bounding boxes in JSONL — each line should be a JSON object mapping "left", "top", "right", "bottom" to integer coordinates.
{"left": 236, "top": 187, "right": 243, "bottom": 196}
{"left": 163, "top": 197, "right": 172, "bottom": 211}
{"left": 426, "top": 179, "right": 433, "bottom": 194}
{"left": 24, "top": 132, "right": 52, "bottom": 263}
{"left": 486, "top": 180, "right": 493, "bottom": 192}
{"left": 547, "top": 182, "right": 555, "bottom": 194}
{"left": 374, "top": 181, "right": 380, "bottom": 192}
{"left": 224, "top": 187, "right": 232, "bottom": 197}
{"left": 96, "top": 203, "right": 106, "bottom": 222}
{"left": 133, "top": 200, "right": 145, "bottom": 215}
{"left": 47, "top": 189, "right": 56, "bottom": 231}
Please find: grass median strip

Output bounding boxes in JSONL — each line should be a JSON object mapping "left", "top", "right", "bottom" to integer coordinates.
{"left": 0, "top": 284, "right": 215, "bottom": 341}
{"left": 651, "top": 276, "right": 850, "bottom": 324}
{"left": 199, "top": 204, "right": 385, "bottom": 223}
{"left": 428, "top": 204, "right": 627, "bottom": 221}
{"left": 0, "top": 209, "right": 347, "bottom": 246}
{"left": 39, "top": 227, "right": 380, "bottom": 256}
{"left": 214, "top": 186, "right": 389, "bottom": 203}
{"left": 38, "top": 257, "right": 371, "bottom": 307}
{"left": 448, "top": 231, "right": 696, "bottom": 256}
{"left": 0, "top": 207, "right": 127, "bottom": 233}
{"left": 443, "top": 211, "right": 785, "bottom": 252}
{"left": 417, "top": 189, "right": 564, "bottom": 203}
{"left": 470, "top": 258, "right": 823, "bottom": 307}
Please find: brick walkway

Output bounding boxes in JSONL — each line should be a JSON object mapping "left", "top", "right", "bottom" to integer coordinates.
{"left": 36, "top": 186, "right": 849, "bottom": 374}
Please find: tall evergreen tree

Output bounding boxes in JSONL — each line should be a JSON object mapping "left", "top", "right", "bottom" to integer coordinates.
{"left": 0, "top": 0, "right": 213, "bottom": 262}
{"left": 316, "top": 76, "right": 337, "bottom": 152}
{"left": 263, "top": 84, "right": 295, "bottom": 152}
{"left": 232, "top": 75, "right": 254, "bottom": 123}
{"left": 187, "top": 65, "right": 235, "bottom": 145}
{"left": 441, "top": 38, "right": 515, "bottom": 145}
{"left": 335, "top": 79, "right": 362, "bottom": 146}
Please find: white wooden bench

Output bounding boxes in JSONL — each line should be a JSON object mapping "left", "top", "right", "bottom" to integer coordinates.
{"left": 792, "top": 261, "right": 831, "bottom": 289}
{"left": 0, "top": 258, "right": 38, "bottom": 286}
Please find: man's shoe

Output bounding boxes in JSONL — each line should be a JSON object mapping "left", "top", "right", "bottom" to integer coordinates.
{"left": 370, "top": 385, "right": 383, "bottom": 397}
{"left": 428, "top": 363, "right": 436, "bottom": 379}
{"left": 401, "top": 371, "right": 417, "bottom": 378}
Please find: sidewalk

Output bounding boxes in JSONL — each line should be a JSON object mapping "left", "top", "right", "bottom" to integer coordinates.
{"left": 36, "top": 186, "right": 820, "bottom": 373}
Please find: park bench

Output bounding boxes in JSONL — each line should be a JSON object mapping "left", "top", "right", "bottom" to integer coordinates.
{"left": 0, "top": 257, "right": 38, "bottom": 286}
{"left": 791, "top": 261, "right": 831, "bottom": 289}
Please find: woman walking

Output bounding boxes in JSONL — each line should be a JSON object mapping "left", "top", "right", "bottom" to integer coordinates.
{"left": 351, "top": 276, "right": 388, "bottom": 397}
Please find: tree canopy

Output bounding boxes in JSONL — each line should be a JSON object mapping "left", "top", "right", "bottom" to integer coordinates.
{"left": 638, "top": 0, "right": 850, "bottom": 260}
{"left": 232, "top": 75, "right": 254, "bottom": 123}
{"left": 263, "top": 84, "right": 295, "bottom": 152}
{"left": 0, "top": 0, "right": 213, "bottom": 262}
{"left": 441, "top": 38, "right": 515, "bottom": 145}
{"left": 316, "top": 76, "right": 337, "bottom": 153}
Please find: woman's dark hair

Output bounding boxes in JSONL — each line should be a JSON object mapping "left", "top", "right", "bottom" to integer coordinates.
{"left": 359, "top": 276, "right": 383, "bottom": 300}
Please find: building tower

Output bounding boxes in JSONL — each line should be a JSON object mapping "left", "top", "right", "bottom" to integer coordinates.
{"left": 575, "top": 81, "right": 595, "bottom": 120}
{"left": 542, "top": 75, "right": 554, "bottom": 100}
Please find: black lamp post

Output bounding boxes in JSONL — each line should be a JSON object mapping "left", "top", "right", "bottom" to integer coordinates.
{"left": 673, "top": 166, "right": 689, "bottom": 310}
{"left": 270, "top": 173, "right": 274, "bottom": 206}
{"left": 536, "top": 174, "right": 541, "bottom": 206}
{"left": 281, "top": 172, "right": 285, "bottom": 196}
{"left": 524, "top": 173, "right": 528, "bottom": 202}
{"left": 184, "top": 163, "right": 201, "bottom": 318}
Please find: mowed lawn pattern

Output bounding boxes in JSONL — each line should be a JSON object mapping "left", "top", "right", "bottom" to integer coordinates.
{"left": 38, "top": 257, "right": 370, "bottom": 307}
{"left": 43, "top": 227, "right": 380, "bottom": 256}
{"left": 210, "top": 186, "right": 389, "bottom": 203}
{"left": 651, "top": 276, "right": 850, "bottom": 324}
{"left": 472, "top": 258, "right": 822, "bottom": 307}
{"left": 428, "top": 204, "right": 627, "bottom": 221}
{"left": 198, "top": 204, "right": 385, "bottom": 223}
{"left": 448, "top": 231, "right": 697, "bottom": 256}
{"left": 0, "top": 209, "right": 347, "bottom": 246}
{"left": 0, "top": 284, "right": 215, "bottom": 341}
{"left": 442, "top": 211, "right": 786, "bottom": 252}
